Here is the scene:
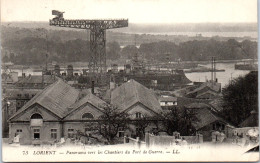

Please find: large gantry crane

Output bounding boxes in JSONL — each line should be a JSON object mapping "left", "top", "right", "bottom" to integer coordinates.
{"left": 50, "top": 10, "right": 128, "bottom": 74}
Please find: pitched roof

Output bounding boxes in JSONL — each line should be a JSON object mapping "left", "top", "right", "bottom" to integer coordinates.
{"left": 15, "top": 75, "right": 57, "bottom": 84}
{"left": 176, "top": 97, "right": 210, "bottom": 107}
{"left": 187, "top": 82, "right": 221, "bottom": 96}
{"left": 111, "top": 79, "right": 163, "bottom": 114}
{"left": 239, "top": 112, "right": 258, "bottom": 127}
{"left": 196, "top": 90, "right": 220, "bottom": 98}
{"left": 192, "top": 108, "right": 231, "bottom": 130}
{"left": 4, "top": 88, "right": 41, "bottom": 99}
{"left": 184, "top": 102, "right": 210, "bottom": 109}
{"left": 208, "top": 98, "right": 224, "bottom": 112}
{"left": 9, "top": 79, "right": 80, "bottom": 120}
{"left": 159, "top": 96, "right": 177, "bottom": 102}
{"left": 67, "top": 93, "right": 106, "bottom": 115}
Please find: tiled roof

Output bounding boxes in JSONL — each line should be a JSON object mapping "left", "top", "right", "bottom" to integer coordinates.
{"left": 111, "top": 79, "right": 163, "bottom": 114}
{"left": 9, "top": 79, "right": 80, "bottom": 120}
{"left": 15, "top": 75, "right": 57, "bottom": 84}
{"left": 192, "top": 108, "right": 231, "bottom": 130}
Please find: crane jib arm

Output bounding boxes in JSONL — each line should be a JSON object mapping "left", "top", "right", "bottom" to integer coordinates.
{"left": 49, "top": 15, "right": 128, "bottom": 74}
{"left": 49, "top": 19, "right": 128, "bottom": 29}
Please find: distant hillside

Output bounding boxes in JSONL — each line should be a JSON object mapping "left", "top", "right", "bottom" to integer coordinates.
{"left": 1, "top": 22, "right": 257, "bottom": 66}
{"left": 2, "top": 21, "right": 257, "bottom": 33}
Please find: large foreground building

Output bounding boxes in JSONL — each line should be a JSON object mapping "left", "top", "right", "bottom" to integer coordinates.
{"left": 8, "top": 79, "right": 163, "bottom": 145}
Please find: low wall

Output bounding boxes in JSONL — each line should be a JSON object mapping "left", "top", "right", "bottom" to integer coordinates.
{"left": 124, "top": 136, "right": 145, "bottom": 148}
{"left": 145, "top": 133, "right": 203, "bottom": 147}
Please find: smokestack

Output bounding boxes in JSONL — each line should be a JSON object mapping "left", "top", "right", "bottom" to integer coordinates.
{"left": 214, "top": 57, "right": 216, "bottom": 83}
{"left": 91, "top": 80, "right": 95, "bottom": 94}
{"left": 211, "top": 57, "right": 213, "bottom": 84}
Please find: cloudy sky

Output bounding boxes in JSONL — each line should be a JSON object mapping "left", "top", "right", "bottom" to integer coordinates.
{"left": 1, "top": 0, "right": 257, "bottom": 23}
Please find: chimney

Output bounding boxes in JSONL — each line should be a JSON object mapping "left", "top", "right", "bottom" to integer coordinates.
{"left": 54, "top": 64, "right": 60, "bottom": 76}
{"left": 91, "top": 80, "right": 95, "bottom": 94}
{"left": 67, "top": 65, "right": 73, "bottom": 77}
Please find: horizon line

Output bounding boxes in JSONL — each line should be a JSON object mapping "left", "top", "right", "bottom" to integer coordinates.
{"left": 1, "top": 21, "right": 258, "bottom": 24}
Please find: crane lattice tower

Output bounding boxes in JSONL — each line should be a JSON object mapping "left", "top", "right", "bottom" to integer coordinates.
{"left": 49, "top": 12, "right": 128, "bottom": 73}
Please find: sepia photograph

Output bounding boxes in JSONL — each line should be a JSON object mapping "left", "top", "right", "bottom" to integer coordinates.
{"left": 1, "top": 0, "right": 259, "bottom": 162}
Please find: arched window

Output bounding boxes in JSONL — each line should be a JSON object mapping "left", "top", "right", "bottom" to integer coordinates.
{"left": 31, "top": 113, "right": 43, "bottom": 119}
{"left": 30, "top": 113, "right": 43, "bottom": 127}
{"left": 82, "top": 113, "right": 94, "bottom": 119}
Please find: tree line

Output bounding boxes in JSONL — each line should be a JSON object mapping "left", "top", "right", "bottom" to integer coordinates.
{"left": 1, "top": 26, "right": 257, "bottom": 65}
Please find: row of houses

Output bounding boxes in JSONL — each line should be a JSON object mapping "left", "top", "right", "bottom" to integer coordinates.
{"left": 5, "top": 77, "right": 257, "bottom": 145}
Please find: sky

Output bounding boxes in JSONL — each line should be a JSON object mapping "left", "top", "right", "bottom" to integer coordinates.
{"left": 1, "top": 0, "right": 258, "bottom": 23}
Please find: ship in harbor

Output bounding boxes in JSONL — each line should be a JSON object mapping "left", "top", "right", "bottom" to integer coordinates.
{"left": 235, "top": 61, "right": 258, "bottom": 71}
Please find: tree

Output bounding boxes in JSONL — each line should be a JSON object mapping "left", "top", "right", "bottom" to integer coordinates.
{"left": 107, "top": 42, "right": 121, "bottom": 60}
{"left": 130, "top": 114, "right": 161, "bottom": 139}
{"left": 221, "top": 71, "right": 258, "bottom": 125}
{"left": 121, "top": 45, "right": 139, "bottom": 59}
{"left": 97, "top": 104, "right": 129, "bottom": 144}
{"left": 160, "top": 106, "right": 198, "bottom": 136}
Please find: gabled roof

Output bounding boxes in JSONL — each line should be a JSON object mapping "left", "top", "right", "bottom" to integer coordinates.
{"left": 15, "top": 75, "right": 57, "bottom": 84}
{"left": 111, "top": 79, "right": 162, "bottom": 114}
{"left": 196, "top": 90, "right": 220, "bottom": 98}
{"left": 187, "top": 82, "right": 221, "bottom": 96}
{"left": 67, "top": 93, "right": 106, "bottom": 116}
{"left": 192, "top": 108, "right": 232, "bottom": 130}
{"left": 9, "top": 79, "right": 80, "bottom": 120}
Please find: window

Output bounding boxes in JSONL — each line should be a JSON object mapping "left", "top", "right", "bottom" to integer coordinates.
{"left": 33, "top": 129, "right": 40, "bottom": 139}
{"left": 16, "top": 129, "right": 22, "bottom": 136}
{"left": 51, "top": 129, "right": 57, "bottom": 139}
{"left": 221, "top": 124, "right": 225, "bottom": 130}
{"left": 160, "top": 102, "right": 166, "bottom": 106}
{"left": 118, "top": 127, "right": 124, "bottom": 137}
{"left": 25, "top": 93, "right": 29, "bottom": 98}
{"left": 68, "top": 129, "right": 74, "bottom": 138}
{"left": 30, "top": 113, "right": 43, "bottom": 126}
{"left": 17, "top": 94, "right": 21, "bottom": 98}
{"left": 212, "top": 124, "right": 216, "bottom": 130}
{"left": 31, "top": 113, "right": 43, "bottom": 119}
{"left": 82, "top": 113, "right": 94, "bottom": 119}
{"left": 136, "top": 112, "right": 143, "bottom": 119}
{"left": 16, "top": 129, "right": 22, "bottom": 133}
